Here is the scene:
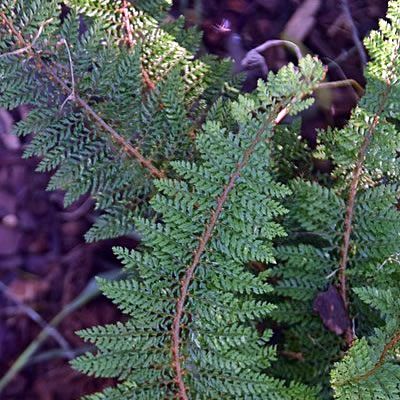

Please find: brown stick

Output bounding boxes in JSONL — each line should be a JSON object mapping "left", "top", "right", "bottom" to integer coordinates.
{"left": 1, "top": 13, "right": 24, "bottom": 45}
{"left": 44, "top": 63, "right": 164, "bottom": 177}
{"left": 54, "top": 70, "right": 163, "bottom": 177}
{"left": 0, "top": 13, "right": 164, "bottom": 179}
{"left": 316, "top": 79, "right": 364, "bottom": 98}
{"left": 338, "top": 117, "right": 379, "bottom": 346}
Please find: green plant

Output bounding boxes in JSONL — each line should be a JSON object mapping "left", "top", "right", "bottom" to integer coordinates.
{"left": 0, "top": 0, "right": 399, "bottom": 399}
{"left": 71, "top": 56, "right": 325, "bottom": 399}
{"left": 268, "top": 2, "right": 400, "bottom": 398}
{"left": 0, "top": 0, "right": 235, "bottom": 242}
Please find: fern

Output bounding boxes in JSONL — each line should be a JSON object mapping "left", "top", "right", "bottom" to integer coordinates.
{"left": 72, "top": 56, "right": 325, "bottom": 399}
{"left": 64, "top": 0, "right": 209, "bottom": 102}
{"left": 331, "top": 287, "right": 400, "bottom": 399}
{"left": 0, "top": 0, "right": 235, "bottom": 241}
{"left": 268, "top": 1, "right": 400, "bottom": 397}
{"left": 1, "top": 0, "right": 400, "bottom": 398}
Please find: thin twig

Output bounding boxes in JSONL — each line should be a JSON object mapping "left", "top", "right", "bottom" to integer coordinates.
{"left": 1, "top": 12, "right": 25, "bottom": 45}
{"left": 46, "top": 63, "right": 164, "bottom": 177}
{"left": 0, "top": 17, "right": 53, "bottom": 58}
{"left": 28, "top": 346, "right": 93, "bottom": 365}
{"left": 378, "top": 252, "right": 400, "bottom": 270}
{"left": 322, "top": 56, "right": 365, "bottom": 100}
{"left": 0, "top": 46, "right": 31, "bottom": 58}
{"left": 241, "top": 39, "right": 303, "bottom": 78}
{"left": 32, "top": 18, "right": 54, "bottom": 45}
{"left": 339, "top": 116, "right": 382, "bottom": 346}
{"left": 0, "top": 281, "right": 73, "bottom": 356}
{"left": 316, "top": 79, "right": 364, "bottom": 98}
{"left": 252, "top": 39, "right": 303, "bottom": 63}
{"left": 0, "top": 270, "right": 123, "bottom": 394}
{"left": 339, "top": 0, "right": 367, "bottom": 65}
{"left": 59, "top": 37, "right": 76, "bottom": 110}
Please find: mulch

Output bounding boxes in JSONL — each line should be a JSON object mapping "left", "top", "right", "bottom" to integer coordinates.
{"left": 196, "top": 0, "right": 387, "bottom": 145}
{"left": 0, "top": 0, "right": 389, "bottom": 398}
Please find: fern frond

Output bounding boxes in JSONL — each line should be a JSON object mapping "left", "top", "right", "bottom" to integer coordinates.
{"left": 331, "top": 287, "right": 400, "bottom": 400}
{"left": 0, "top": 1, "right": 228, "bottom": 241}
{"left": 73, "top": 56, "right": 325, "bottom": 399}
{"left": 65, "top": 0, "right": 207, "bottom": 101}
{"left": 316, "top": 1, "right": 400, "bottom": 187}
{"left": 267, "top": 1, "right": 400, "bottom": 394}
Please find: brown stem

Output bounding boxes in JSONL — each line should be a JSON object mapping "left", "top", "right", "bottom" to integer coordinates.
{"left": 338, "top": 115, "right": 379, "bottom": 346}
{"left": 170, "top": 104, "right": 294, "bottom": 399}
{"left": 170, "top": 63, "right": 328, "bottom": 396}
{"left": 141, "top": 68, "right": 156, "bottom": 91}
{"left": 119, "top": 1, "right": 155, "bottom": 90}
{"left": 121, "top": 0, "right": 135, "bottom": 47}
{"left": 0, "top": 13, "right": 164, "bottom": 179}
{"left": 78, "top": 93, "right": 163, "bottom": 176}
{"left": 343, "top": 331, "right": 400, "bottom": 384}
{"left": 316, "top": 79, "right": 364, "bottom": 98}
{"left": 338, "top": 59, "right": 398, "bottom": 346}
{"left": 45, "top": 65, "right": 164, "bottom": 177}
{"left": 1, "top": 13, "right": 25, "bottom": 45}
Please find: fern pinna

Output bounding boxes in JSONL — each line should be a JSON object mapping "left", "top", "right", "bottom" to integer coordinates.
{"left": 0, "top": 0, "right": 233, "bottom": 242}
{"left": 71, "top": 56, "right": 325, "bottom": 399}
{"left": 269, "top": 2, "right": 400, "bottom": 398}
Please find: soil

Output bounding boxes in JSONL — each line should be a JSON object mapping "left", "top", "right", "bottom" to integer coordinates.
{"left": 0, "top": 107, "right": 136, "bottom": 398}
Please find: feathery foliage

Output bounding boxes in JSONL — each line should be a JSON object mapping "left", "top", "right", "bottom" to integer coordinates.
{"left": 72, "top": 56, "right": 325, "bottom": 399}
{"left": 0, "top": 0, "right": 234, "bottom": 241}
{"left": 1, "top": 0, "right": 400, "bottom": 399}
{"left": 331, "top": 286, "right": 400, "bottom": 399}
{"left": 267, "top": 2, "right": 400, "bottom": 397}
